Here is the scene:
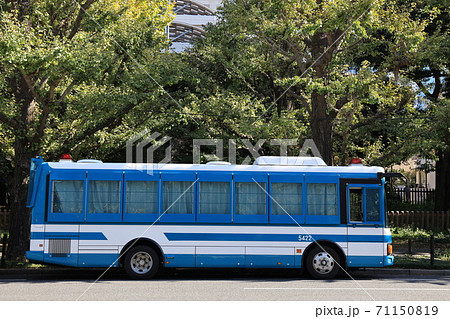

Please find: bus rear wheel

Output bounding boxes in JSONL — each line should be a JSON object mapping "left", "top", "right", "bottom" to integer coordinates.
{"left": 305, "top": 246, "right": 340, "bottom": 279}
{"left": 124, "top": 245, "right": 160, "bottom": 280}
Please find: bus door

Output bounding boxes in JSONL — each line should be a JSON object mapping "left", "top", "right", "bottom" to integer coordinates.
{"left": 342, "top": 179, "right": 384, "bottom": 267}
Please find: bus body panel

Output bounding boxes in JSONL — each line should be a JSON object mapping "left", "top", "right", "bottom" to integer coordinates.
{"left": 26, "top": 157, "right": 394, "bottom": 273}
{"left": 27, "top": 223, "right": 393, "bottom": 269}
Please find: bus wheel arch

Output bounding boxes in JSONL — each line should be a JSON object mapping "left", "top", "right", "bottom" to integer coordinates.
{"left": 303, "top": 241, "right": 346, "bottom": 279}
{"left": 120, "top": 238, "right": 164, "bottom": 269}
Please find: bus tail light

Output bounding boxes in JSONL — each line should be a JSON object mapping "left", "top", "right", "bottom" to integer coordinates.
{"left": 387, "top": 244, "right": 393, "bottom": 255}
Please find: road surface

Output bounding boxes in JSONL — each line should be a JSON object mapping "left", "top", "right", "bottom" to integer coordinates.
{"left": 0, "top": 268, "right": 449, "bottom": 301}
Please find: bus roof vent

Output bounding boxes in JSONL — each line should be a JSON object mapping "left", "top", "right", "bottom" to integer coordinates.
{"left": 206, "top": 161, "right": 232, "bottom": 165}
{"left": 253, "top": 156, "right": 327, "bottom": 166}
{"left": 77, "top": 159, "right": 103, "bottom": 164}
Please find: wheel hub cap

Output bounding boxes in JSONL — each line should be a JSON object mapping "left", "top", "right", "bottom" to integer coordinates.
{"left": 312, "top": 251, "right": 335, "bottom": 274}
{"left": 130, "top": 252, "right": 153, "bottom": 274}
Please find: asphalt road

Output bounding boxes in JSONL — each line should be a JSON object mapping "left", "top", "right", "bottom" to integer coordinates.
{"left": 0, "top": 269, "right": 449, "bottom": 301}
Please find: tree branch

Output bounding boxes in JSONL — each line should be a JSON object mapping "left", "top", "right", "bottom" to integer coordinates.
{"left": 287, "top": 88, "right": 311, "bottom": 113}
{"left": 68, "top": 0, "right": 96, "bottom": 40}
{"left": 47, "top": 73, "right": 67, "bottom": 104}
{"left": 58, "top": 101, "right": 140, "bottom": 152}
{"left": 349, "top": 112, "right": 386, "bottom": 130}
{"left": 431, "top": 69, "right": 442, "bottom": 100}
{"left": 58, "top": 80, "right": 76, "bottom": 102}
{"left": 0, "top": 111, "right": 19, "bottom": 130}
{"left": 21, "top": 72, "right": 45, "bottom": 105}
{"left": 349, "top": 93, "right": 412, "bottom": 131}
{"left": 286, "top": 40, "right": 306, "bottom": 74}
{"left": 335, "top": 96, "right": 349, "bottom": 110}
{"left": 337, "top": 38, "right": 364, "bottom": 53}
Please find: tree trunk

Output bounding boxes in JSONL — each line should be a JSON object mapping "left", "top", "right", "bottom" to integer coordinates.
{"left": 6, "top": 139, "right": 33, "bottom": 260}
{"left": 310, "top": 91, "right": 333, "bottom": 165}
{"left": 5, "top": 71, "right": 37, "bottom": 261}
{"left": 435, "top": 149, "right": 450, "bottom": 211}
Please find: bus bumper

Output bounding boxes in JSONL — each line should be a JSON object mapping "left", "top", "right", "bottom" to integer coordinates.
{"left": 384, "top": 255, "right": 394, "bottom": 266}
{"left": 26, "top": 250, "right": 44, "bottom": 262}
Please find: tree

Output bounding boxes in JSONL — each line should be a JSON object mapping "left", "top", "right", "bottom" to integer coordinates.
{"left": 0, "top": 0, "right": 173, "bottom": 260}
{"left": 189, "top": 0, "right": 426, "bottom": 165}
{"left": 403, "top": 0, "right": 449, "bottom": 210}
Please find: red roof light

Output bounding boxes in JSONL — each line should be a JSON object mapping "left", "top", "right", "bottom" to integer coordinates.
{"left": 349, "top": 158, "right": 363, "bottom": 165}
{"left": 60, "top": 153, "right": 73, "bottom": 160}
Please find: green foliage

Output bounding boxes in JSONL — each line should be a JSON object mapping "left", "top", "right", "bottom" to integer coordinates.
{"left": 436, "top": 248, "right": 450, "bottom": 261}
{"left": 394, "top": 255, "right": 450, "bottom": 269}
{"left": 190, "top": 0, "right": 428, "bottom": 166}
{"left": 391, "top": 226, "right": 450, "bottom": 241}
{"left": 0, "top": 0, "right": 174, "bottom": 161}
{"left": 391, "top": 226, "right": 432, "bottom": 241}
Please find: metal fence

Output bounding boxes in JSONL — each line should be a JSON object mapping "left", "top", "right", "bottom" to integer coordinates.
{"left": 390, "top": 188, "right": 435, "bottom": 205}
{"left": 387, "top": 211, "right": 450, "bottom": 231}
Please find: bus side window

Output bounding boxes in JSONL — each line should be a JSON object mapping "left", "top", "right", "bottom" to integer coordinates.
{"left": 349, "top": 187, "right": 363, "bottom": 222}
{"left": 235, "top": 182, "right": 266, "bottom": 215}
{"left": 307, "top": 183, "right": 338, "bottom": 216}
{"left": 271, "top": 183, "right": 302, "bottom": 215}
{"left": 199, "top": 182, "right": 230, "bottom": 215}
{"left": 366, "top": 189, "right": 381, "bottom": 222}
{"left": 126, "top": 181, "right": 158, "bottom": 214}
{"left": 163, "top": 181, "right": 194, "bottom": 214}
{"left": 51, "top": 180, "right": 84, "bottom": 214}
{"left": 89, "top": 180, "right": 121, "bottom": 214}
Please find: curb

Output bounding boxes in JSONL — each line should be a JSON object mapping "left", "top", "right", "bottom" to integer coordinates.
{"left": 350, "top": 267, "right": 450, "bottom": 276}
{"left": 0, "top": 267, "right": 449, "bottom": 279}
{"left": 0, "top": 268, "right": 124, "bottom": 280}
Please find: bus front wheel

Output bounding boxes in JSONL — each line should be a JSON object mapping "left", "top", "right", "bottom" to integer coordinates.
{"left": 124, "top": 245, "right": 160, "bottom": 280}
{"left": 305, "top": 246, "right": 340, "bottom": 279}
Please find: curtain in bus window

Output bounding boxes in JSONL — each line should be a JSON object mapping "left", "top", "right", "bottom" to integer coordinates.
{"left": 126, "top": 181, "right": 157, "bottom": 214}
{"left": 199, "top": 182, "right": 229, "bottom": 214}
{"left": 235, "top": 182, "right": 266, "bottom": 215}
{"left": 366, "top": 189, "right": 381, "bottom": 221}
{"left": 271, "top": 183, "right": 302, "bottom": 215}
{"left": 52, "top": 180, "right": 84, "bottom": 213}
{"left": 307, "top": 183, "right": 337, "bottom": 216}
{"left": 163, "top": 181, "right": 194, "bottom": 214}
{"left": 89, "top": 181, "right": 120, "bottom": 214}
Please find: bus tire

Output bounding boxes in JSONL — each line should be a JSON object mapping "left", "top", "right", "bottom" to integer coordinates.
{"left": 305, "top": 246, "right": 340, "bottom": 279}
{"left": 124, "top": 245, "right": 160, "bottom": 280}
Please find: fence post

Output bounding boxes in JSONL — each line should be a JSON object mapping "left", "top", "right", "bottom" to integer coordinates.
{"left": 430, "top": 234, "right": 435, "bottom": 266}
{"left": 395, "top": 211, "right": 399, "bottom": 227}
{"left": 447, "top": 211, "right": 450, "bottom": 230}
{"left": 442, "top": 211, "right": 446, "bottom": 231}
{"left": 1, "top": 233, "right": 7, "bottom": 268}
{"left": 421, "top": 211, "right": 425, "bottom": 230}
{"left": 408, "top": 238, "right": 412, "bottom": 255}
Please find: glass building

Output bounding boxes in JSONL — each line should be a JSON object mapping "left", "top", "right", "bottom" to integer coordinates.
{"left": 169, "top": 1, "right": 221, "bottom": 51}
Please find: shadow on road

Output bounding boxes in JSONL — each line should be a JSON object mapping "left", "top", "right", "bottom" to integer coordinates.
{"left": 3, "top": 266, "right": 448, "bottom": 284}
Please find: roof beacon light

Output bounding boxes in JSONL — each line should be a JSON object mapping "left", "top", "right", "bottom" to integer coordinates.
{"left": 60, "top": 153, "right": 73, "bottom": 162}
{"left": 349, "top": 158, "right": 363, "bottom": 165}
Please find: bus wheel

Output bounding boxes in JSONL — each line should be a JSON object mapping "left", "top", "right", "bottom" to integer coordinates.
{"left": 305, "top": 246, "right": 340, "bottom": 279}
{"left": 124, "top": 245, "right": 160, "bottom": 280}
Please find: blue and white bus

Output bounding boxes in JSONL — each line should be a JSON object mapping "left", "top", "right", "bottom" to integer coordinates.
{"left": 26, "top": 155, "right": 394, "bottom": 279}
